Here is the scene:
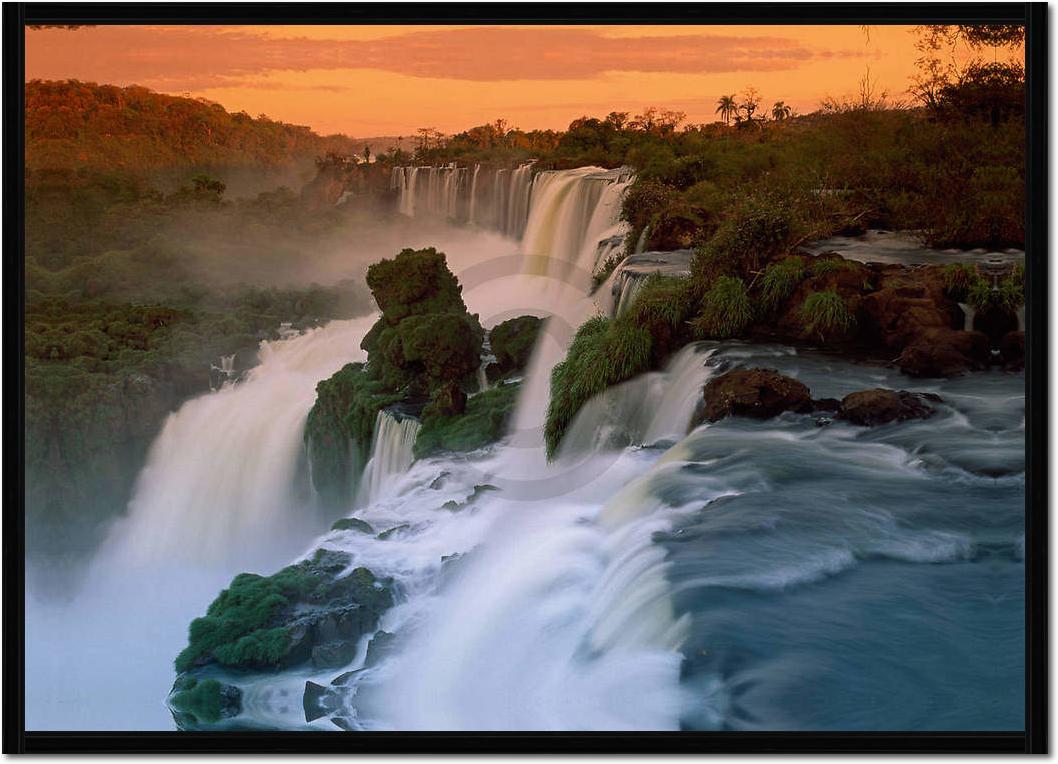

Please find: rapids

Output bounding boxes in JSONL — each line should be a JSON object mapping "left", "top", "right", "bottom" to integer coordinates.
{"left": 23, "top": 166, "right": 1024, "bottom": 732}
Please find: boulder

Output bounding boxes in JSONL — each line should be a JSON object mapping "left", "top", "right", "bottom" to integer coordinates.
{"left": 896, "top": 328, "right": 990, "bottom": 377}
{"left": 837, "top": 389, "right": 941, "bottom": 426}
{"left": 330, "top": 517, "right": 374, "bottom": 534}
{"left": 698, "top": 368, "right": 812, "bottom": 424}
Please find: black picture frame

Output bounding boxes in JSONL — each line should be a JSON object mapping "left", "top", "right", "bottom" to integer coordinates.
{"left": 3, "top": 2, "right": 1047, "bottom": 754}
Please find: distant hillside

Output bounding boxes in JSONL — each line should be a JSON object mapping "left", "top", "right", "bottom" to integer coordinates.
{"left": 25, "top": 79, "right": 367, "bottom": 176}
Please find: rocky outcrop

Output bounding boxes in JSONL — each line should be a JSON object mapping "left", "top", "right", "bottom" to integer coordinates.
{"left": 896, "top": 328, "right": 990, "bottom": 377}
{"left": 486, "top": 315, "right": 543, "bottom": 381}
{"left": 174, "top": 549, "right": 394, "bottom": 675}
{"left": 698, "top": 368, "right": 813, "bottom": 423}
{"left": 836, "top": 389, "right": 940, "bottom": 426}
{"left": 999, "top": 330, "right": 1024, "bottom": 371}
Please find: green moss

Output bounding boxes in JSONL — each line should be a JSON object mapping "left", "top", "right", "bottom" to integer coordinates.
{"left": 692, "top": 276, "right": 753, "bottom": 339}
{"left": 544, "top": 316, "right": 653, "bottom": 458}
{"left": 800, "top": 288, "right": 856, "bottom": 339}
{"left": 759, "top": 257, "right": 807, "bottom": 312}
{"left": 414, "top": 382, "right": 520, "bottom": 459}
{"left": 169, "top": 678, "right": 226, "bottom": 724}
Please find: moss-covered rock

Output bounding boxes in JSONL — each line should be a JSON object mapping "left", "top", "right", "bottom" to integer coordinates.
{"left": 330, "top": 517, "right": 374, "bottom": 534}
{"left": 488, "top": 316, "right": 543, "bottom": 379}
{"left": 304, "top": 362, "right": 403, "bottom": 510}
{"left": 364, "top": 247, "right": 468, "bottom": 327}
{"left": 414, "top": 382, "right": 520, "bottom": 459}
{"left": 174, "top": 549, "right": 393, "bottom": 673}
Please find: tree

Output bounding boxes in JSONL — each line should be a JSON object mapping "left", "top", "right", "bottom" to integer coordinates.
{"left": 738, "top": 87, "right": 762, "bottom": 123}
{"left": 771, "top": 101, "right": 791, "bottom": 121}
{"left": 715, "top": 94, "right": 737, "bottom": 126}
{"left": 362, "top": 145, "right": 371, "bottom": 163}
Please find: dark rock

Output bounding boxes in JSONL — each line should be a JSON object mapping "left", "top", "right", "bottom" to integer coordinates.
{"left": 311, "top": 640, "right": 358, "bottom": 669}
{"left": 812, "top": 397, "right": 841, "bottom": 412}
{"left": 999, "top": 330, "right": 1024, "bottom": 371}
{"left": 378, "top": 524, "right": 410, "bottom": 540}
{"left": 304, "top": 680, "right": 343, "bottom": 722}
{"left": 332, "top": 717, "right": 354, "bottom": 731}
{"left": 896, "top": 328, "right": 990, "bottom": 377}
{"left": 973, "top": 304, "right": 1019, "bottom": 338}
{"left": 330, "top": 517, "right": 374, "bottom": 534}
{"left": 698, "top": 368, "right": 813, "bottom": 424}
{"left": 837, "top": 389, "right": 940, "bottom": 426}
{"left": 364, "top": 630, "right": 397, "bottom": 667}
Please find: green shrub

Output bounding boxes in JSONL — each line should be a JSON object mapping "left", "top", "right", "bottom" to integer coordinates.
{"left": 967, "top": 278, "right": 997, "bottom": 310}
{"left": 544, "top": 317, "right": 652, "bottom": 458}
{"left": 693, "top": 193, "right": 798, "bottom": 282}
{"left": 800, "top": 288, "right": 855, "bottom": 338}
{"left": 365, "top": 247, "right": 467, "bottom": 326}
{"left": 759, "top": 257, "right": 807, "bottom": 312}
{"left": 414, "top": 382, "right": 520, "bottom": 458}
{"left": 692, "top": 276, "right": 753, "bottom": 339}
{"left": 625, "top": 274, "right": 696, "bottom": 330}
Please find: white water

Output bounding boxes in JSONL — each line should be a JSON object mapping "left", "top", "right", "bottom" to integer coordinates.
{"left": 357, "top": 411, "right": 423, "bottom": 507}
{"left": 106, "top": 315, "right": 378, "bottom": 571}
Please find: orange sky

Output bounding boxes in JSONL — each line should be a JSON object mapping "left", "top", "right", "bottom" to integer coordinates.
{"left": 24, "top": 24, "right": 1010, "bottom": 137}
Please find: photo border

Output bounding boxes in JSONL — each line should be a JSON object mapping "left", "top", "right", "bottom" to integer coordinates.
{"left": 3, "top": 2, "right": 1047, "bottom": 754}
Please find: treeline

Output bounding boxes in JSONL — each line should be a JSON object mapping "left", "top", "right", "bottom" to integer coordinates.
{"left": 26, "top": 79, "right": 363, "bottom": 176}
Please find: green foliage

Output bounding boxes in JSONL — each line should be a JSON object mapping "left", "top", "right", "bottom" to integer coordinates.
{"left": 304, "top": 363, "right": 403, "bottom": 508}
{"left": 365, "top": 248, "right": 467, "bottom": 326}
{"left": 999, "top": 264, "right": 1025, "bottom": 311}
{"left": 169, "top": 678, "right": 226, "bottom": 725}
{"left": 693, "top": 276, "right": 754, "bottom": 339}
{"left": 331, "top": 517, "right": 374, "bottom": 534}
{"left": 544, "top": 317, "right": 653, "bottom": 458}
{"left": 941, "top": 262, "right": 980, "bottom": 302}
{"left": 810, "top": 257, "right": 859, "bottom": 277}
{"left": 175, "top": 552, "right": 391, "bottom": 672}
{"left": 800, "top": 288, "right": 856, "bottom": 339}
{"left": 414, "top": 382, "right": 521, "bottom": 458}
{"left": 488, "top": 316, "right": 543, "bottom": 376}
{"left": 759, "top": 257, "right": 807, "bottom": 312}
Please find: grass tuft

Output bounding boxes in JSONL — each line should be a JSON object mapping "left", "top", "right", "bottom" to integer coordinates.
{"left": 800, "top": 288, "right": 855, "bottom": 338}
{"left": 692, "top": 276, "right": 753, "bottom": 339}
{"left": 759, "top": 257, "right": 807, "bottom": 312}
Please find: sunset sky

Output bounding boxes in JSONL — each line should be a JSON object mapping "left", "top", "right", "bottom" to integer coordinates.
{"left": 25, "top": 24, "right": 994, "bottom": 137}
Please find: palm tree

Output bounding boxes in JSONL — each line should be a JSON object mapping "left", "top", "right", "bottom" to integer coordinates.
{"left": 771, "top": 101, "right": 792, "bottom": 121}
{"left": 715, "top": 94, "right": 737, "bottom": 126}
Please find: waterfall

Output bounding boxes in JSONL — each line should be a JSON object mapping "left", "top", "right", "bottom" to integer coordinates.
{"left": 357, "top": 411, "right": 423, "bottom": 507}
{"left": 959, "top": 302, "right": 976, "bottom": 332}
{"left": 106, "top": 315, "right": 379, "bottom": 570}
{"left": 467, "top": 164, "right": 481, "bottom": 225}
{"left": 521, "top": 166, "right": 633, "bottom": 290}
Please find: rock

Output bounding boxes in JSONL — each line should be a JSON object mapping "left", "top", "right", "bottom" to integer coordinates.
{"left": 999, "top": 330, "right": 1024, "bottom": 371}
{"left": 837, "top": 389, "right": 940, "bottom": 426}
{"left": 330, "top": 517, "right": 374, "bottom": 534}
{"left": 378, "top": 524, "right": 410, "bottom": 540}
{"left": 896, "top": 328, "right": 990, "bottom": 377}
{"left": 364, "top": 630, "right": 397, "bottom": 667}
{"left": 698, "top": 368, "right": 813, "bottom": 424}
{"left": 311, "top": 640, "right": 358, "bottom": 669}
{"left": 812, "top": 398, "right": 841, "bottom": 412}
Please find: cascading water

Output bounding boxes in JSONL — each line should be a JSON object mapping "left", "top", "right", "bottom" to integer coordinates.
{"left": 106, "top": 315, "right": 379, "bottom": 571}
{"left": 357, "top": 411, "right": 423, "bottom": 507}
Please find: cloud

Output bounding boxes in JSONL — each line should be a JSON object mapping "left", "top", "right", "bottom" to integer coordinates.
{"left": 26, "top": 24, "right": 856, "bottom": 91}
